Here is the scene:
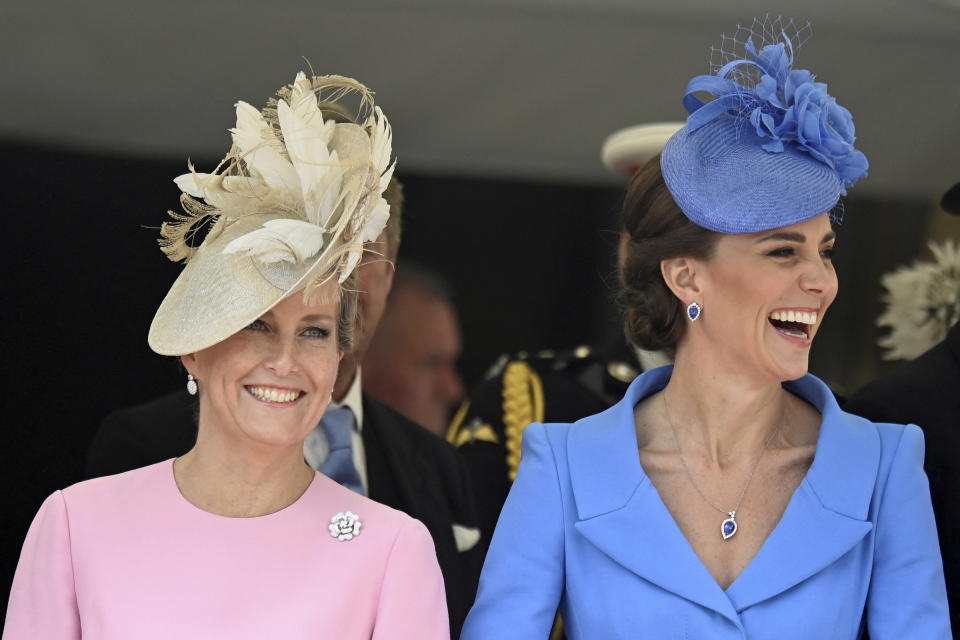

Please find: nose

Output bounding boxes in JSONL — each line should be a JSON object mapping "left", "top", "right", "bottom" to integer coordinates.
{"left": 437, "top": 364, "right": 465, "bottom": 406}
{"left": 799, "top": 255, "right": 837, "bottom": 298}
{"left": 264, "top": 336, "right": 299, "bottom": 377}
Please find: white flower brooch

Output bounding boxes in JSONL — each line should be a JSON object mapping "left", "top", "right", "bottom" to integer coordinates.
{"left": 329, "top": 511, "right": 362, "bottom": 541}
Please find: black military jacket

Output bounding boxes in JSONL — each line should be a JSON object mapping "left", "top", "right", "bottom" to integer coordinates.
{"left": 447, "top": 338, "right": 668, "bottom": 548}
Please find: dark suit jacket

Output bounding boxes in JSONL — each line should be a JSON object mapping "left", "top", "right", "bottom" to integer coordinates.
{"left": 844, "top": 322, "right": 960, "bottom": 631}
{"left": 85, "top": 389, "right": 482, "bottom": 637}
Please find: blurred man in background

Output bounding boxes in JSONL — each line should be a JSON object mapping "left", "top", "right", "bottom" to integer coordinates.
{"left": 447, "top": 123, "right": 680, "bottom": 545}
{"left": 363, "top": 264, "right": 465, "bottom": 438}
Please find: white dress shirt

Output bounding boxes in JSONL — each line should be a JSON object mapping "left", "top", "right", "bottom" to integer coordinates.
{"left": 303, "top": 369, "right": 368, "bottom": 495}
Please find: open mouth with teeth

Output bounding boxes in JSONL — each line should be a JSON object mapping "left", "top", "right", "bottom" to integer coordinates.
{"left": 768, "top": 310, "right": 818, "bottom": 341}
{"left": 245, "top": 385, "right": 305, "bottom": 405}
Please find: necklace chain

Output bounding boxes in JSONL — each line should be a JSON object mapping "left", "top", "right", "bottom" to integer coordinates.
{"left": 661, "top": 389, "right": 783, "bottom": 519}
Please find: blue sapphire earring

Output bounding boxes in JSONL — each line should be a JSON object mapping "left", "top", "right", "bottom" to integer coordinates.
{"left": 686, "top": 301, "right": 702, "bottom": 322}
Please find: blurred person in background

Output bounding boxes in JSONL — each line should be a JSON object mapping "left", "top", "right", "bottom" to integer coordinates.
{"left": 363, "top": 263, "right": 465, "bottom": 438}
{"left": 447, "top": 122, "right": 678, "bottom": 548}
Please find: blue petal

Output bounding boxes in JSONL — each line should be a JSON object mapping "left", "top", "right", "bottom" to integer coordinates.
{"left": 761, "top": 139, "right": 785, "bottom": 152}
{"left": 755, "top": 75, "right": 784, "bottom": 108}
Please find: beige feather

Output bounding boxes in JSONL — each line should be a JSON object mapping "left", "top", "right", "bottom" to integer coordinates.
{"left": 223, "top": 218, "right": 325, "bottom": 264}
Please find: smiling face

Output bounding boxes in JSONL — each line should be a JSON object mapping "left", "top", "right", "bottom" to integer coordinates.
{"left": 677, "top": 213, "right": 838, "bottom": 382}
{"left": 182, "top": 285, "right": 342, "bottom": 452}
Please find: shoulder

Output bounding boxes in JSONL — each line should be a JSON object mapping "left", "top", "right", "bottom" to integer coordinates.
{"left": 87, "top": 393, "right": 196, "bottom": 478}
{"left": 515, "top": 421, "right": 570, "bottom": 458}
{"left": 364, "top": 393, "right": 463, "bottom": 465}
{"left": 826, "top": 403, "right": 919, "bottom": 463}
{"left": 63, "top": 461, "right": 173, "bottom": 511}
{"left": 844, "top": 339, "right": 958, "bottom": 423}
{"left": 448, "top": 345, "right": 641, "bottom": 475}
{"left": 93, "top": 389, "right": 197, "bottom": 451}
{"left": 873, "top": 421, "right": 926, "bottom": 480}
{"left": 458, "top": 346, "right": 630, "bottom": 421}
{"left": 102, "top": 389, "right": 197, "bottom": 425}
{"left": 829, "top": 408, "right": 925, "bottom": 497}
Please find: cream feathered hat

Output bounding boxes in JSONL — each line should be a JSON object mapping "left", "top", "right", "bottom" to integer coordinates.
{"left": 148, "top": 72, "right": 394, "bottom": 356}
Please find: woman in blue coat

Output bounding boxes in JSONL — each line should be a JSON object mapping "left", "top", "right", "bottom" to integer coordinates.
{"left": 461, "top": 19, "right": 951, "bottom": 640}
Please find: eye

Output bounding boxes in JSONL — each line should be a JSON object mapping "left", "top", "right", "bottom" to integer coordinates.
{"left": 246, "top": 319, "right": 268, "bottom": 332}
{"left": 302, "top": 326, "right": 332, "bottom": 339}
{"left": 767, "top": 247, "right": 796, "bottom": 258}
{"left": 821, "top": 246, "right": 836, "bottom": 260}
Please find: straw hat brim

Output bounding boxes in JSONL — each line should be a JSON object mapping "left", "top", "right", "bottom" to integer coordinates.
{"left": 148, "top": 212, "right": 339, "bottom": 356}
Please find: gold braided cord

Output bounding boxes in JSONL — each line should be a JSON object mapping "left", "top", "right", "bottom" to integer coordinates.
{"left": 453, "top": 422, "right": 500, "bottom": 447}
{"left": 502, "top": 361, "right": 545, "bottom": 481}
{"left": 446, "top": 399, "right": 471, "bottom": 444}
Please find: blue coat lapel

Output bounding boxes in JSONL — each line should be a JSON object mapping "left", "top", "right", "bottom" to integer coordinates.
{"left": 567, "top": 367, "right": 881, "bottom": 621}
{"left": 568, "top": 367, "right": 743, "bottom": 627}
{"left": 727, "top": 376, "right": 879, "bottom": 610}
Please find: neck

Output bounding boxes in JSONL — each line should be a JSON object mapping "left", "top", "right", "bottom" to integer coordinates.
{"left": 174, "top": 406, "right": 314, "bottom": 518}
{"left": 664, "top": 347, "right": 790, "bottom": 467}
{"left": 333, "top": 354, "right": 359, "bottom": 403}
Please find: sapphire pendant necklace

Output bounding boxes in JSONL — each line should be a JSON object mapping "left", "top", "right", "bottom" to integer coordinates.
{"left": 662, "top": 389, "right": 782, "bottom": 541}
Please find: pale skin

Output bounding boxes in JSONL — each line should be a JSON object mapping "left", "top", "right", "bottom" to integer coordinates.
{"left": 632, "top": 213, "right": 838, "bottom": 590}
{"left": 175, "top": 283, "right": 343, "bottom": 518}
{"left": 173, "top": 229, "right": 398, "bottom": 518}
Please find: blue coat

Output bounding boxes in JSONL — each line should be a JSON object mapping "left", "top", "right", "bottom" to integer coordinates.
{"left": 461, "top": 367, "right": 951, "bottom": 639}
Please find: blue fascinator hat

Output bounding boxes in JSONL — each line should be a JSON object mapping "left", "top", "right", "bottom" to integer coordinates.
{"left": 661, "top": 18, "right": 868, "bottom": 234}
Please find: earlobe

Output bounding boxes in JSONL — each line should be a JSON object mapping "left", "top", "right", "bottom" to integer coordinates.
{"left": 180, "top": 353, "right": 197, "bottom": 374}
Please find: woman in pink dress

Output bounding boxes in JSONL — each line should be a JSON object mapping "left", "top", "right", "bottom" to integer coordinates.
{"left": 4, "top": 73, "right": 449, "bottom": 640}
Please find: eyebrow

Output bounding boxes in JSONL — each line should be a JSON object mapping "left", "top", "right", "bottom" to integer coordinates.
{"left": 255, "top": 312, "right": 335, "bottom": 323}
{"left": 755, "top": 231, "right": 837, "bottom": 244}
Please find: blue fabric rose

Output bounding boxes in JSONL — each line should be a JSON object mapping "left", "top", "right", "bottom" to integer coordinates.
{"left": 682, "top": 36, "right": 868, "bottom": 193}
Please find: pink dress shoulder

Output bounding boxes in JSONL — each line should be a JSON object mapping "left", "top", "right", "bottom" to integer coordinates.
{"left": 3, "top": 460, "right": 449, "bottom": 639}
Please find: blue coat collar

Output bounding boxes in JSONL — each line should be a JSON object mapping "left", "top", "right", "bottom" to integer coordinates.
{"left": 568, "top": 366, "right": 879, "bottom": 624}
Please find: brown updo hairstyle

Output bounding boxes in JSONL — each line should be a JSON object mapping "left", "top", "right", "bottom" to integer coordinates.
{"left": 619, "top": 153, "right": 720, "bottom": 353}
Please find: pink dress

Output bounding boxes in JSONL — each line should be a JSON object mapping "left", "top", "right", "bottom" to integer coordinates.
{"left": 3, "top": 460, "right": 449, "bottom": 639}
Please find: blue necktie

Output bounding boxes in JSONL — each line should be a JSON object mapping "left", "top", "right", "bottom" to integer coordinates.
{"left": 318, "top": 406, "right": 364, "bottom": 495}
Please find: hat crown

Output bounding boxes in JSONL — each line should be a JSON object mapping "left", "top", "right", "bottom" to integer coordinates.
{"left": 661, "top": 17, "right": 867, "bottom": 234}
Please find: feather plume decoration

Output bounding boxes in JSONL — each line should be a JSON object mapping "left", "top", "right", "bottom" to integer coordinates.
{"left": 158, "top": 194, "right": 220, "bottom": 263}
{"left": 223, "top": 219, "right": 325, "bottom": 264}
{"left": 276, "top": 99, "right": 344, "bottom": 227}
{"left": 877, "top": 240, "right": 960, "bottom": 360}
{"left": 158, "top": 71, "right": 395, "bottom": 287}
